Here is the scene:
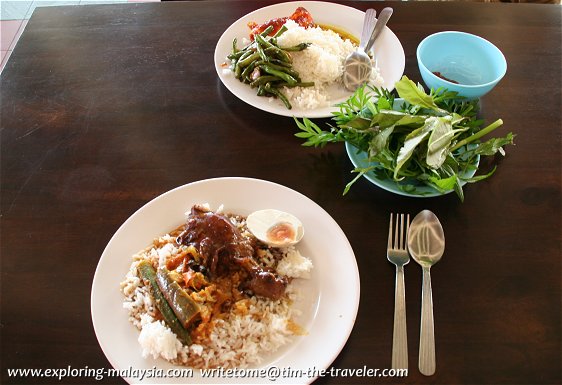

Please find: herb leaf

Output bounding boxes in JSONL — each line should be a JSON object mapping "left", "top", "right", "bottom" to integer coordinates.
{"left": 395, "top": 75, "right": 446, "bottom": 114}
{"left": 293, "top": 77, "right": 515, "bottom": 201}
{"left": 394, "top": 118, "right": 434, "bottom": 179}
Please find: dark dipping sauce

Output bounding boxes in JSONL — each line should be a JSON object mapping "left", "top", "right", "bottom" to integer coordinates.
{"left": 433, "top": 71, "right": 459, "bottom": 84}
{"left": 176, "top": 206, "right": 288, "bottom": 300}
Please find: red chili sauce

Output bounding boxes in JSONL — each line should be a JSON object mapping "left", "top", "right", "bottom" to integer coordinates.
{"left": 247, "top": 7, "right": 315, "bottom": 40}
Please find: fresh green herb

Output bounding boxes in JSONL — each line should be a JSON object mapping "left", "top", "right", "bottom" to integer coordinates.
{"left": 294, "top": 76, "right": 515, "bottom": 201}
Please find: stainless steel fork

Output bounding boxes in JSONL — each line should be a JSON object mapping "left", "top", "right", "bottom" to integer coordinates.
{"left": 387, "top": 213, "right": 410, "bottom": 369}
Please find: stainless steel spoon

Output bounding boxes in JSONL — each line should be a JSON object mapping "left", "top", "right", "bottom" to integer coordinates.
{"left": 342, "top": 7, "right": 393, "bottom": 91}
{"left": 407, "top": 210, "right": 445, "bottom": 376}
{"left": 342, "top": 9, "right": 376, "bottom": 92}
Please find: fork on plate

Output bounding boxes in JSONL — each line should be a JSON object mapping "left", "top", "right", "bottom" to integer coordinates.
{"left": 387, "top": 213, "right": 410, "bottom": 369}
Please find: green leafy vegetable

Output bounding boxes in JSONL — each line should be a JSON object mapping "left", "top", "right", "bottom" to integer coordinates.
{"left": 395, "top": 76, "right": 445, "bottom": 114}
{"left": 294, "top": 76, "right": 515, "bottom": 201}
{"left": 394, "top": 118, "right": 434, "bottom": 179}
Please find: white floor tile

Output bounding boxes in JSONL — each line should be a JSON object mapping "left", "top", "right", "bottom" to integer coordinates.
{"left": 0, "top": 1, "right": 33, "bottom": 20}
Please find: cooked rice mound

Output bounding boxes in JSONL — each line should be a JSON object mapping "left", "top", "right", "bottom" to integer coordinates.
{"left": 273, "top": 19, "right": 384, "bottom": 110}
{"left": 120, "top": 207, "right": 313, "bottom": 369}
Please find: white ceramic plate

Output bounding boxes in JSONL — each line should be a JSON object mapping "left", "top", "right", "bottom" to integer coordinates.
{"left": 91, "top": 177, "right": 360, "bottom": 384}
{"left": 214, "top": 1, "right": 405, "bottom": 118}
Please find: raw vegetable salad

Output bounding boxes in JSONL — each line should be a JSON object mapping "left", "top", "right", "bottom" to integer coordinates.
{"left": 295, "top": 76, "right": 515, "bottom": 201}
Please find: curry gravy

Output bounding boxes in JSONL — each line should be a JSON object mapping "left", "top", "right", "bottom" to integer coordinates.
{"left": 318, "top": 23, "right": 359, "bottom": 45}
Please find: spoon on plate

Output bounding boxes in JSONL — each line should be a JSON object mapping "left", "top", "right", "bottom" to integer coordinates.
{"left": 407, "top": 210, "right": 445, "bottom": 376}
{"left": 342, "top": 8, "right": 377, "bottom": 92}
{"left": 342, "top": 7, "right": 393, "bottom": 91}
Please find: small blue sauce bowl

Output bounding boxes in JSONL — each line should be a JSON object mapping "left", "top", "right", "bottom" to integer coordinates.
{"left": 417, "top": 31, "right": 507, "bottom": 99}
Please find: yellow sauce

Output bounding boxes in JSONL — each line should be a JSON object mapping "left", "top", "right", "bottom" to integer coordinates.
{"left": 318, "top": 23, "right": 359, "bottom": 45}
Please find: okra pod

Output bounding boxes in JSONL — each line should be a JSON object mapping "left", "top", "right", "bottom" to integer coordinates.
{"left": 137, "top": 261, "right": 192, "bottom": 345}
{"left": 156, "top": 267, "right": 201, "bottom": 329}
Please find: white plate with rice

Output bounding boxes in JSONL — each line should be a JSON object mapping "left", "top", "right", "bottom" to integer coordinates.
{"left": 91, "top": 177, "right": 360, "bottom": 384}
{"left": 214, "top": 1, "right": 405, "bottom": 118}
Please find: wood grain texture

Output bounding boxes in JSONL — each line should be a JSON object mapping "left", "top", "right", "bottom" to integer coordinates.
{"left": 1, "top": 1, "right": 560, "bottom": 384}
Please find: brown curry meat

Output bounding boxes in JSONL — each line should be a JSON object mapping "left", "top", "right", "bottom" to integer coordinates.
{"left": 176, "top": 206, "right": 288, "bottom": 300}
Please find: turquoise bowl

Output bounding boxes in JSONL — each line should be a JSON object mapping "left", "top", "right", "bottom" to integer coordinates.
{"left": 416, "top": 31, "right": 507, "bottom": 99}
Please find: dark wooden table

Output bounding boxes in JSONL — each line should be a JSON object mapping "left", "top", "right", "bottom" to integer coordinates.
{"left": 1, "top": 1, "right": 560, "bottom": 384}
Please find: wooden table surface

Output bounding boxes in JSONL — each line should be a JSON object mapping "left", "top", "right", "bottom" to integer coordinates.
{"left": 1, "top": 1, "right": 560, "bottom": 384}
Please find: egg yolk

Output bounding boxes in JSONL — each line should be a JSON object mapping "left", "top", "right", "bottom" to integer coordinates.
{"left": 266, "top": 222, "right": 295, "bottom": 243}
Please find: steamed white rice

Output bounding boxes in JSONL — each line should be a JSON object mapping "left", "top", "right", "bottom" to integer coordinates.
{"left": 276, "top": 20, "right": 384, "bottom": 109}
{"left": 277, "top": 20, "right": 353, "bottom": 85}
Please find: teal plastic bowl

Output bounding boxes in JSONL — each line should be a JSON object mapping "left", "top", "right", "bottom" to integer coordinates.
{"left": 417, "top": 31, "right": 507, "bottom": 99}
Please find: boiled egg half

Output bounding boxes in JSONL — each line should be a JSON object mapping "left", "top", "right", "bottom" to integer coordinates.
{"left": 246, "top": 209, "right": 304, "bottom": 247}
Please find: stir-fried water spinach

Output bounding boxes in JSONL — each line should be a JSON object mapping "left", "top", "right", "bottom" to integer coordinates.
{"left": 294, "top": 76, "right": 515, "bottom": 201}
